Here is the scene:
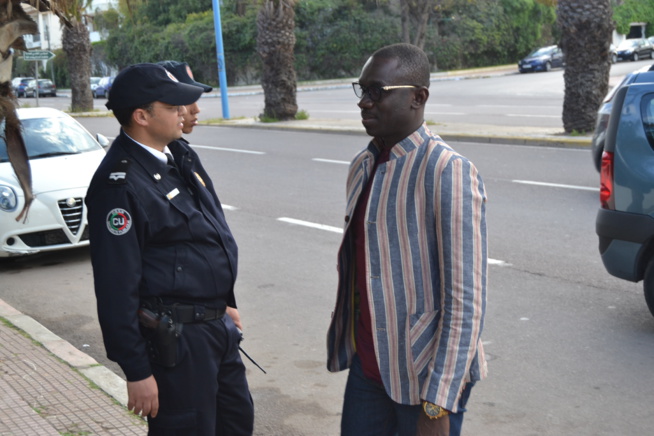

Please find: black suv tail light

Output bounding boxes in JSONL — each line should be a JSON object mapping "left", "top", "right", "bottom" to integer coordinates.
{"left": 600, "top": 151, "right": 615, "bottom": 209}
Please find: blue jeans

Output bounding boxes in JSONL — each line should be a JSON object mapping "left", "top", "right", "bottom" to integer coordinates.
{"left": 341, "top": 354, "right": 473, "bottom": 436}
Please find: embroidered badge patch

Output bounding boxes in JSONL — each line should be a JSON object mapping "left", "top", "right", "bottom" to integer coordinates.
{"left": 109, "top": 172, "right": 126, "bottom": 181}
{"left": 106, "top": 208, "right": 132, "bottom": 235}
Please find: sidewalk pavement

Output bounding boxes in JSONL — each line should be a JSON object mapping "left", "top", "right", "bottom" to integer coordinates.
{"left": 1, "top": 65, "right": 593, "bottom": 435}
{"left": 0, "top": 299, "right": 146, "bottom": 435}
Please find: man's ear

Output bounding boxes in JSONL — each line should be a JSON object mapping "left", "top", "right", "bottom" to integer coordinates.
{"left": 412, "top": 87, "right": 429, "bottom": 109}
{"left": 132, "top": 108, "right": 150, "bottom": 127}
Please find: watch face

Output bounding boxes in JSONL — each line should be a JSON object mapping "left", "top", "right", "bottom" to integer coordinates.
{"left": 423, "top": 402, "right": 442, "bottom": 418}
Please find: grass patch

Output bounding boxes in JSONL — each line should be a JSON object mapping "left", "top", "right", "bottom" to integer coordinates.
{"left": 59, "top": 425, "right": 91, "bottom": 435}
{"left": 202, "top": 116, "right": 248, "bottom": 124}
{"left": 0, "top": 317, "right": 33, "bottom": 340}
{"left": 258, "top": 114, "right": 278, "bottom": 123}
{"left": 258, "top": 109, "right": 310, "bottom": 123}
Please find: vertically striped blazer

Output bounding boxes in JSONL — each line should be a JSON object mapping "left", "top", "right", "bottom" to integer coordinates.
{"left": 326, "top": 124, "right": 488, "bottom": 412}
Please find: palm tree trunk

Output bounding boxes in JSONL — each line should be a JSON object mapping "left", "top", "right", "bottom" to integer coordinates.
{"left": 62, "top": 21, "right": 92, "bottom": 112}
{"left": 256, "top": 0, "right": 298, "bottom": 121}
{"left": 400, "top": 0, "right": 410, "bottom": 43}
{"left": 558, "top": 0, "right": 613, "bottom": 133}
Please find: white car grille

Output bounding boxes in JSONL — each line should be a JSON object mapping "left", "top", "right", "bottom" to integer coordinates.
{"left": 57, "top": 197, "right": 84, "bottom": 234}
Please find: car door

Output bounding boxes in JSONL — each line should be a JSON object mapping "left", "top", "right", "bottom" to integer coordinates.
{"left": 551, "top": 47, "right": 563, "bottom": 68}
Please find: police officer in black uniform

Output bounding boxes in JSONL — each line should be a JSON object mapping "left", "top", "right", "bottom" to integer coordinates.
{"left": 86, "top": 63, "right": 254, "bottom": 435}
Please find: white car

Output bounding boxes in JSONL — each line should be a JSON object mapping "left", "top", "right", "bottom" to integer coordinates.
{"left": 0, "top": 107, "right": 107, "bottom": 257}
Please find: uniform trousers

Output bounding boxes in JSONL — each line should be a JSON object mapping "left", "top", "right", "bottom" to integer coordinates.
{"left": 148, "top": 313, "right": 254, "bottom": 435}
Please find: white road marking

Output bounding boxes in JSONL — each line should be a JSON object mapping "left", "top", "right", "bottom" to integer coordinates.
{"left": 192, "top": 145, "right": 265, "bottom": 155}
{"left": 506, "top": 114, "right": 560, "bottom": 118}
{"left": 488, "top": 258, "right": 510, "bottom": 267}
{"left": 277, "top": 217, "right": 343, "bottom": 233}
{"left": 308, "top": 110, "right": 362, "bottom": 113}
{"left": 222, "top": 205, "right": 238, "bottom": 211}
{"left": 278, "top": 217, "right": 508, "bottom": 265}
{"left": 513, "top": 179, "right": 598, "bottom": 192}
{"left": 313, "top": 158, "right": 350, "bottom": 165}
{"left": 424, "top": 112, "right": 466, "bottom": 116}
{"left": 477, "top": 105, "right": 558, "bottom": 109}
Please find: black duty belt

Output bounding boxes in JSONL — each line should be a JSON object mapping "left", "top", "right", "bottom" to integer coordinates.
{"left": 168, "top": 303, "right": 225, "bottom": 323}
{"left": 141, "top": 299, "right": 226, "bottom": 324}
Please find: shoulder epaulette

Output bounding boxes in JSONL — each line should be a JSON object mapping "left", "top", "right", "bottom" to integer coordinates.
{"left": 107, "top": 158, "right": 131, "bottom": 184}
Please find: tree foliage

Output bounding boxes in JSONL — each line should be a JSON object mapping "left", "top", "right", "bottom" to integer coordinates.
{"left": 295, "top": 0, "right": 400, "bottom": 79}
{"left": 428, "top": 0, "right": 556, "bottom": 70}
{"left": 613, "top": 0, "right": 654, "bottom": 36}
{"left": 94, "top": 0, "right": 560, "bottom": 86}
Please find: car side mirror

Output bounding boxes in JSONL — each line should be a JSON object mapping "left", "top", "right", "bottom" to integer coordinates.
{"left": 96, "top": 133, "right": 110, "bottom": 151}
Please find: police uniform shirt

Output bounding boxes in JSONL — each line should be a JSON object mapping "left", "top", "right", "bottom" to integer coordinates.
{"left": 86, "top": 130, "right": 238, "bottom": 382}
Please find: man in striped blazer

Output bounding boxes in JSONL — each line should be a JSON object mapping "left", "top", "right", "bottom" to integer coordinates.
{"left": 327, "top": 43, "right": 488, "bottom": 436}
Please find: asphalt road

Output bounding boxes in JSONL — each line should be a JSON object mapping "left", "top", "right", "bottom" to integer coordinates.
{"left": 3, "top": 64, "right": 654, "bottom": 434}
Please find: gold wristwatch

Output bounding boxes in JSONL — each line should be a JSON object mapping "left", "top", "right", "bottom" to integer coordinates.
{"left": 422, "top": 401, "right": 449, "bottom": 420}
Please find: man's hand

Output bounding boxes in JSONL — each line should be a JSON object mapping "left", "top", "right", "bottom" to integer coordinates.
{"left": 226, "top": 306, "right": 243, "bottom": 331}
{"left": 127, "top": 375, "right": 159, "bottom": 418}
{"left": 416, "top": 411, "right": 450, "bottom": 436}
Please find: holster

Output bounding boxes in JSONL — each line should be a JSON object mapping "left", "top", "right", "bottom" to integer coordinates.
{"left": 138, "top": 306, "right": 183, "bottom": 368}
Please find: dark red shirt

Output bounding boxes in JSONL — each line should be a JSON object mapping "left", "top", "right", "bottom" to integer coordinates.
{"left": 352, "top": 146, "right": 391, "bottom": 384}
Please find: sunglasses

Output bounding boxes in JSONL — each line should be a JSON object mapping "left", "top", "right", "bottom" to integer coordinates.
{"left": 352, "top": 82, "right": 418, "bottom": 102}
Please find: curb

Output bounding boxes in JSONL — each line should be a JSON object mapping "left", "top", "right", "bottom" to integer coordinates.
{"left": 68, "top": 110, "right": 592, "bottom": 150}
{"left": 0, "top": 298, "right": 128, "bottom": 408}
{"left": 205, "top": 120, "right": 592, "bottom": 149}
{"left": 437, "top": 132, "right": 591, "bottom": 149}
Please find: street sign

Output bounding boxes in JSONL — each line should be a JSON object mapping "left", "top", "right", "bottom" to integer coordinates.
{"left": 23, "top": 50, "right": 55, "bottom": 61}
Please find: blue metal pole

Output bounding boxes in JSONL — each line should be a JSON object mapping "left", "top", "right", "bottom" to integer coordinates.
{"left": 212, "top": 0, "right": 230, "bottom": 119}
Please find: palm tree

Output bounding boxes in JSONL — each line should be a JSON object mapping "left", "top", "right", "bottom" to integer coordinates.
{"left": 558, "top": 0, "right": 613, "bottom": 133}
{"left": 256, "top": 0, "right": 298, "bottom": 121}
{"left": 60, "top": 0, "right": 93, "bottom": 113}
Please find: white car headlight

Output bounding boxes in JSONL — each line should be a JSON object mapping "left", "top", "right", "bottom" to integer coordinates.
{"left": 0, "top": 185, "right": 17, "bottom": 211}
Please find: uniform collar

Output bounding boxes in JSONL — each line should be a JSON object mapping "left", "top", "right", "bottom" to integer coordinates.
{"left": 123, "top": 131, "right": 170, "bottom": 165}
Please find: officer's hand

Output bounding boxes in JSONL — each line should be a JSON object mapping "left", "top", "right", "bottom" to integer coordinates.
{"left": 226, "top": 306, "right": 243, "bottom": 331}
{"left": 416, "top": 411, "right": 449, "bottom": 436}
{"left": 127, "top": 375, "right": 159, "bottom": 418}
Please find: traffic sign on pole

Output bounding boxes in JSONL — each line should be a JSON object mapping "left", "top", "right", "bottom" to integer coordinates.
{"left": 23, "top": 50, "right": 55, "bottom": 61}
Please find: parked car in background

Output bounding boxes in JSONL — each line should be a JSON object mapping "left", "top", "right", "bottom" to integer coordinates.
{"left": 94, "top": 76, "right": 114, "bottom": 98}
{"left": 610, "top": 44, "right": 618, "bottom": 64}
{"left": 25, "top": 79, "right": 56, "bottom": 97}
{"left": 0, "top": 107, "right": 108, "bottom": 257}
{"left": 590, "top": 63, "right": 654, "bottom": 171}
{"left": 518, "top": 45, "right": 565, "bottom": 73}
{"left": 11, "top": 77, "right": 34, "bottom": 97}
{"left": 615, "top": 38, "right": 653, "bottom": 62}
{"left": 595, "top": 74, "right": 654, "bottom": 317}
{"left": 90, "top": 76, "right": 101, "bottom": 98}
